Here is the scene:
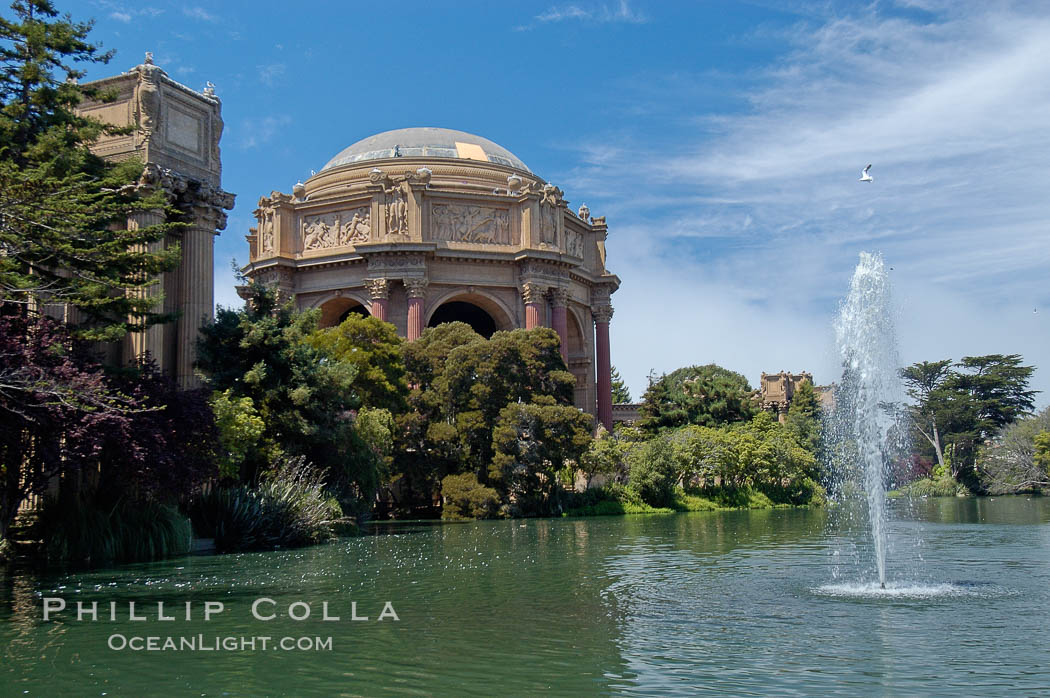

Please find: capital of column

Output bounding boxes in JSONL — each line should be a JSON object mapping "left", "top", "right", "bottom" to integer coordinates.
{"left": 186, "top": 181, "right": 237, "bottom": 232}
{"left": 404, "top": 277, "right": 428, "bottom": 299}
{"left": 366, "top": 277, "right": 390, "bottom": 300}
{"left": 592, "top": 304, "right": 614, "bottom": 323}
{"left": 521, "top": 281, "right": 546, "bottom": 305}
{"left": 549, "top": 286, "right": 569, "bottom": 307}
{"left": 125, "top": 162, "right": 185, "bottom": 201}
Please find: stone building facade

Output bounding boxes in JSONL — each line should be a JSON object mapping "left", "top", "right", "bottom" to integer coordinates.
{"left": 242, "top": 128, "right": 619, "bottom": 427}
{"left": 78, "top": 55, "right": 235, "bottom": 386}
{"left": 760, "top": 371, "right": 813, "bottom": 422}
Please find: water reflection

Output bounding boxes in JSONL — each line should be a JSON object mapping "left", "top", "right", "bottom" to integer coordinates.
{"left": 1, "top": 498, "right": 1048, "bottom": 695}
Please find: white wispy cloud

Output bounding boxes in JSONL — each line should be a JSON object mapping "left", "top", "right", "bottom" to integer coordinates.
{"left": 99, "top": 2, "right": 163, "bottom": 22}
{"left": 257, "top": 63, "right": 287, "bottom": 87}
{"left": 535, "top": 0, "right": 647, "bottom": 24}
{"left": 238, "top": 115, "right": 292, "bottom": 149}
{"left": 559, "top": 1, "right": 1050, "bottom": 404}
{"left": 183, "top": 6, "right": 219, "bottom": 22}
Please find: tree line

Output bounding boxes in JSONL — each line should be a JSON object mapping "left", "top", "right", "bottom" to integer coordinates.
{"left": 898, "top": 355, "right": 1046, "bottom": 495}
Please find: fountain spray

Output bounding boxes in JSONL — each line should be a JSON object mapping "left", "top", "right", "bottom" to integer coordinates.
{"left": 831, "top": 252, "right": 904, "bottom": 588}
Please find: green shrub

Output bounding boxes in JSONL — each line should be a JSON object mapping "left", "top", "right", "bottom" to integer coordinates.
{"left": 698, "top": 484, "right": 753, "bottom": 508}
{"left": 441, "top": 473, "right": 501, "bottom": 520}
{"left": 745, "top": 490, "right": 776, "bottom": 509}
{"left": 568, "top": 499, "right": 629, "bottom": 516}
{"left": 627, "top": 436, "right": 677, "bottom": 508}
{"left": 40, "top": 497, "right": 192, "bottom": 564}
{"left": 898, "top": 476, "right": 971, "bottom": 498}
{"left": 185, "top": 456, "right": 340, "bottom": 552}
{"left": 564, "top": 483, "right": 673, "bottom": 516}
{"left": 758, "top": 476, "right": 827, "bottom": 506}
{"left": 671, "top": 491, "right": 719, "bottom": 512}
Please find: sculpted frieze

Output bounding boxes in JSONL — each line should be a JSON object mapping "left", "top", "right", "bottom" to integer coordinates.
{"left": 301, "top": 206, "right": 372, "bottom": 251}
{"left": 366, "top": 254, "right": 427, "bottom": 272}
{"left": 518, "top": 260, "right": 563, "bottom": 280}
{"left": 431, "top": 203, "right": 511, "bottom": 244}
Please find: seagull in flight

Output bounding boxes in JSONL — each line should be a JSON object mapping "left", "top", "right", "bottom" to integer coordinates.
{"left": 859, "top": 164, "right": 873, "bottom": 182}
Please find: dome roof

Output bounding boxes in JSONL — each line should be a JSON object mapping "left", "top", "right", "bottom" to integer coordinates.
{"left": 320, "top": 127, "right": 530, "bottom": 173}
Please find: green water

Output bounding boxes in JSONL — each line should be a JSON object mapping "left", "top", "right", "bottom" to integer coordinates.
{"left": 2, "top": 497, "right": 1049, "bottom": 695}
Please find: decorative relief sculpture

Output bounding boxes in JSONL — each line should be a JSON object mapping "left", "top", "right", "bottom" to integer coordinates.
{"left": 303, "top": 215, "right": 337, "bottom": 250}
{"left": 211, "top": 108, "right": 223, "bottom": 164}
{"left": 302, "top": 206, "right": 372, "bottom": 250}
{"left": 134, "top": 56, "right": 162, "bottom": 145}
{"left": 518, "top": 260, "right": 564, "bottom": 282}
{"left": 341, "top": 208, "right": 371, "bottom": 244}
{"left": 431, "top": 204, "right": 510, "bottom": 244}
{"left": 384, "top": 181, "right": 409, "bottom": 236}
{"left": 260, "top": 211, "right": 275, "bottom": 253}
{"left": 367, "top": 169, "right": 432, "bottom": 238}
{"left": 367, "top": 254, "right": 427, "bottom": 272}
{"left": 565, "top": 230, "right": 584, "bottom": 257}
{"left": 591, "top": 216, "right": 608, "bottom": 271}
{"left": 538, "top": 183, "right": 564, "bottom": 246}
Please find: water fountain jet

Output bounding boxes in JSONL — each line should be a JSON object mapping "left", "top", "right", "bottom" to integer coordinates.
{"left": 829, "top": 251, "right": 905, "bottom": 589}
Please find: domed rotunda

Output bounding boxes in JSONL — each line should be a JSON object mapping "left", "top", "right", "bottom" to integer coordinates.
{"left": 243, "top": 127, "right": 619, "bottom": 426}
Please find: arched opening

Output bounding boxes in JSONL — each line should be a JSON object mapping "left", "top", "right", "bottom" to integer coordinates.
{"left": 427, "top": 301, "right": 497, "bottom": 338}
{"left": 319, "top": 297, "right": 370, "bottom": 328}
{"left": 567, "top": 310, "right": 585, "bottom": 358}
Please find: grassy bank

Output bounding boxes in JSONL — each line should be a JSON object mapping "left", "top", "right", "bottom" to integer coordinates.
{"left": 889, "top": 476, "right": 972, "bottom": 498}
{"left": 563, "top": 484, "right": 809, "bottom": 517}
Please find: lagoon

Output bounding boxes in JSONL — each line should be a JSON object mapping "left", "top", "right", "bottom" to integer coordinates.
{"left": 3, "top": 497, "right": 1049, "bottom": 695}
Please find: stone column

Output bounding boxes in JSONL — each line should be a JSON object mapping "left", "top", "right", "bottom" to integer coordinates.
{"left": 176, "top": 185, "right": 233, "bottom": 388}
{"left": 176, "top": 221, "right": 215, "bottom": 387}
{"left": 367, "top": 278, "right": 390, "bottom": 322}
{"left": 123, "top": 207, "right": 167, "bottom": 369}
{"left": 550, "top": 287, "right": 569, "bottom": 363}
{"left": 405, "top": 278, "right": 428, "bottom": 341}
{"left": 593, "top": 304, "right": 614, "bottom": 431}
{"left": 522, "top": 282, "right": 545, "bottom": 329}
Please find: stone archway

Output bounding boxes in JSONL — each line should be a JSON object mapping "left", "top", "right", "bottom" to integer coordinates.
{"left": 428, "top": 301, "right": 497, "bottom": 337}
{"left": 566, "top": 308, "right": 586, "bottom": 359}
{"left": 425, "top": 290, "right": 514, "bottom": 339}
{"left": 318, "top": 297, "right": 370, "bottom": 328}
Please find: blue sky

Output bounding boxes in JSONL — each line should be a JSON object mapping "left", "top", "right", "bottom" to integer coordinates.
{"left": 74, "top": 0, "right": 1050, "bottom": 406}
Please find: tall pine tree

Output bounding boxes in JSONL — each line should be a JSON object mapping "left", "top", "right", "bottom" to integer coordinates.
{"left": 0, "top": 0, "right": 180, "bottom": 341}
{"left": 610, "top": 365, "right": 631, "bottom": 404}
